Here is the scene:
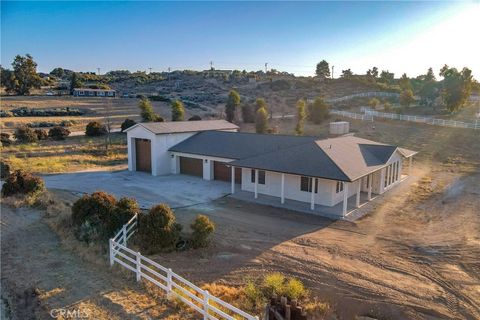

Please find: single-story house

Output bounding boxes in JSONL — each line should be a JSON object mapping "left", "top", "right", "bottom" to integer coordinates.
{"left": 126, "top": 120, "right": 417, "bottom": 217}
{"left": 73, "top": 88, "right": 116, "bottom": 97}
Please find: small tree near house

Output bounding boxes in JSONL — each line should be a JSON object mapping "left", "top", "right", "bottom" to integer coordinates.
{"left": 190, "top": 214, "right": 215, "bottom": 248}
{"left": 171, "top": 99, "right": 185, "bottom": 121}
{"left": 255, "top": 106, "right": 269, "bottom": 134}
{"left": 295, "top": 99, "right": 306, "bottom": 136}
{"left": 225, "top": 89, "right": 241, "bottom": 123}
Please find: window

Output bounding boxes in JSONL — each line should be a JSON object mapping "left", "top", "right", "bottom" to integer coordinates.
{"left": 251, "top": 169, "right": 265, "bottom": 185}
{"left": 300, "top": 177, "right": 318, "bottom": 193}
{"left": 336, "top": 181, "right": 344, "bottom": 193}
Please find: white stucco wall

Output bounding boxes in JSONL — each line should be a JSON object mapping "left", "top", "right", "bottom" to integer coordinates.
{"left": 240, "top": 169, "right": 340, "bottom": 207}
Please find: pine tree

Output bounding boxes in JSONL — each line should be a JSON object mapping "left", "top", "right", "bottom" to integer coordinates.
{"left": 255, "top": 107, "right": 268, "bottom": 134}
{"left": 171, "top": 99, "right": 185, "bottom": 121}
{"left": 295, "top": 99, "right": 306, "bottom": 135}
{"left": 225, "top": 90, "right": 240, "bottom": 122}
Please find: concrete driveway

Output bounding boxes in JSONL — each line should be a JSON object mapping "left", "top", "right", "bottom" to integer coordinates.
{"left": 43, "top": 170, "right": 230, "bottom": 209}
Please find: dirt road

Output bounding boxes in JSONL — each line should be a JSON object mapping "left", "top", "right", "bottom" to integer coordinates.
{"left": 0, "top": 204, "right": 192, "bottom": 320}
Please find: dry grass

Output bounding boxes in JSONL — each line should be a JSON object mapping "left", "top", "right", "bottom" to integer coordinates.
{"left": 1, "top": 133, "right": 127, "bottom": 174}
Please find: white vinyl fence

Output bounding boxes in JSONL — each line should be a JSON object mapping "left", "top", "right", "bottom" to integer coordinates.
{"left": 330, "top": 109, "right": 373, "bottom": 121}
{"left": 326, "top": 91, "right": 400, "bottom": 103}
{"left": 361, "top": 108, "right": 479, "bottom": 130}
{"left": 109, "top": 214, "right": 258, "bottom": 320}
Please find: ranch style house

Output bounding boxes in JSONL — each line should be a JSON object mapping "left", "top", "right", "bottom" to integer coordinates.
{"left": 125, "top": 120, "right": 416, "bottom": 218}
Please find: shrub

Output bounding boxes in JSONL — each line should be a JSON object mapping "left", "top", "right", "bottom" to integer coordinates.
{"left": 85, "top": 121, "right": 107, "bottom": 136}
{"left": 121, "top": 118, "right": 136, "bottom": 132}
{"left": 308, "top": 97, "right": 330, "bottom": 124}
{"left": 109, "top": 197, "right": 139, "bottom": 234}
{"left": 1, "top": 133, "right": 11, "bottom": 146}
{"left": 34, "top": 129, "right": 49, "bottom": 140}
{"left": 48, "top": 126, "right": 70, "bottom": 140}
{"left": 188, "top": 115, "right": 202, "bottom": 121}
{"left": 283, "top": 278, "right": 307, "bottom": 300}
{"left": 14, "top": 126, "right": 38, "bottom": 143}
{"left": 262, "top": 273, "right": 286, "bottom": 297}
{"left": 137, "top": 204, "right": 182, "bottom": 253}
{"left": 190, "top": 214, "right": 215, "bottom": 248}
{"left": 1, "top": 161, "right": 11, "bottom": 179}
{"left": 71, "top": 191, "right": 116, "bottom": 231}
{"left": 1, "top": 170, "right": 45, "bottom": 197}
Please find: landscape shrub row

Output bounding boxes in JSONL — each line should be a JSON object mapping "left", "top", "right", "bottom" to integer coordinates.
{"left": 0, "top": 107, "right": 85, "bottom": 117}
{"left": 1, "top": 169, "right": 45, "bottom": 197}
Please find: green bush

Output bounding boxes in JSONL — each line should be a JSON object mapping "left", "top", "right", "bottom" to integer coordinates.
{"left": 1, "top": 161, "right": 11, "bottom": 179}
{"left": 34, "top": 129, "right": 49, "bottom": 140}
{"left": 71, "top": 192, "right": 140, "bottom": 242}
{"left": 121, "top": 118, "right": 136, "bottom": 132}
{"left": 85, "top": 121, "right": 107, "bottom": 136}
{"left": 137, "top": 204, "right": 182, "bottom": 253}
{"left": 48, "top": 126, "right": 70, "bottom": 140}
{"left": 1, "top": 170, "right": 45, "bottom": 197}
{"left": 190, "top": 214, "right": 215, "bottom": 248}
{"left": 1, "top": 133, "right": 11, "bottom": 146}
{"left": 71, "top": 191, "right": 116, "bottom": 232}
{"left": 14, "top": 126, "right": 38, "bottom": 143}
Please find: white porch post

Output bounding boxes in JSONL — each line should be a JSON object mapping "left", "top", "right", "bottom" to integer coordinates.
{"left": 254, "top": 169, "right": 258, "bottom": 199}
{"left": 368, "top": 174, "right": 372, "bottom": 200}
{"left": 356, "top": 180, "right": 361, "bottom": 208}
{"left": 231, "top": 166, "right": 235, "bottom": 194}
{"left": 342, "top": 182, "right": 349, "bottom": 216}
{"left": 408, "top": 157, "right": 413, "bottom": 175}
{"left": 310, "top": 178, "right": 315, "bottom": 210}
{"left": 280, "top": 173, "right": 285, "bottom": 204}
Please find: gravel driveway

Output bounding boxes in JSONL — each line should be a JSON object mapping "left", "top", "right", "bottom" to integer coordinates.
{"left": 43, "top": 170, "right": 230, "bottom": 209}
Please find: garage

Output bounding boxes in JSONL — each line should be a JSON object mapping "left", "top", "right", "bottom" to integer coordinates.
{"left": 135, "top": 138, "right": 151, "bottom": 173}
{"left": 213, "top": 161, "right": 242, "bottom": 183}
{"left": 180, "top": 157, "right": 203, "bottom": 177}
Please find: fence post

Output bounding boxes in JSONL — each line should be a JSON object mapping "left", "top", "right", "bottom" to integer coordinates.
{"left": 167, "top": 268, "right": 173, "bottom": 294}
{"left": 109, "top": 239, "right": 114, "bottom": 266}
{"left": 122, "top": 225, "right": 127, "bottom": 246}
{"left": 203, "top": 290, "right": 210, "bottom": 320}
{"left": 136, "top": 252, "right": 141, "bottom": 282}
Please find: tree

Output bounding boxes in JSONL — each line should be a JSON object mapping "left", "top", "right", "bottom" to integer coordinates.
{"left": 225, "top": 89, "right": 241, "bottom": 122}
{"left": 70, "top": 72, "right": 82, "bottom": 94}
{"left": 439, "top": 65, "right": 473, "bottom": 113}
{"left": 366, "top": 67, "right": 379, "bottom": 80}
{"left": 138, "top": 98, "right": 163, "bottom": 122}
{"left": 85, "top": 121, "right": 107, "bottom": 136}
{"left": 48, "top": 126, "right": 70, "bottom": 140}
{"left": 308, "top": 97, "right": 329, "bottom": 124}
{"left": 383, "top": 101, "right": 392, "bottom": 112}
{"left": 399, "top": 89, "right": 415, "bottom": 107}
{"left": 315, "top": 60, "right": 330, "bottom": 79}
{"left": 0, "top": 66, "right": 17, "bottom": 93}
{"left": 399, "top": 73, "right": 412, "bottom": 90}
{"left": 190, "top": 214, "right": 215, "bottom": 248}
{"left": 171, "top": 99, "right": 185, "bottom": 121}
{"left": 368, "top": 98, "right": 380, "bottom": 109}
{"left": 255, "top": 107, "right": 269, "bottom": 133}
{"left": 425, "top": 67, "right": 436, "bottom": 82}
{"left": 418, "top": 81, "right": 438, "bottom": 107}
{"left": 4, "top": 54, "right": 42, "bottom": 95}
{"left": 294, "top": 99, "right": 306, "bottom": 135}
{"left": 14, "top": 126, "right": 38, "bottom": 143}
{"left": 121, "top": 119, "right": 136, "bottom": 132}
{"left": 341, "top": 69, "right": 353, "bottom": 78}
{"left": 241, "top": 104, "right": 255, "bottom": 123}
{"left": 255, "top": 98, "right": 267, "bottom": 112}
{"left": 379, "top": 70, "right": 394, "bottom": 84}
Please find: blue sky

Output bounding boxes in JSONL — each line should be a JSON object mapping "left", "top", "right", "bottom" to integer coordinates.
{"left": 1, "top": 1, "right": 479, "bottom": 78}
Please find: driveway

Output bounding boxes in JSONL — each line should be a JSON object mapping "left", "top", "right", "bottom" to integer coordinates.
{"left": 43, "top": 170, "right": 230, "bottom": 209}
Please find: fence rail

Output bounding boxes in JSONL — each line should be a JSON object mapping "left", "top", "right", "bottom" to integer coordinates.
{"left": 326, "top": 91, "right": 400, "bottom": 103}
{"left": 109, "top": 215, "right": 258, "bottom": 320}
{"left": 330, "top": 109, "right": 373, "bottom": 121}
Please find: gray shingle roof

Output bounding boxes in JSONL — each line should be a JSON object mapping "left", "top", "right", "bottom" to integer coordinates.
{"left": 170, "top": 131, "right": 416, "bottom": 182}
{"left": 125, "top": 120, "right": 238, "bottom": 134}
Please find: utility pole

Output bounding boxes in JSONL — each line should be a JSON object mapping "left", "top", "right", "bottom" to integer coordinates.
{"left": 210, "top": 61, "right": 213, "bottom": 70}
{"left": 331, "top": 65, "right": 334, "bottom": 79}
{"left": 265, "top": 62, "right": 268, "bottom": 74}
{"left": 97, "top": 67, "right": 101, "bottom": 75}
{"left": 148, "top": 67, "right": 152, "bottom": 74}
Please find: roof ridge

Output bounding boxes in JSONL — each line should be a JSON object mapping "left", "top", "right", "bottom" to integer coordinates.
{"left": 316, "top": 144, "right": 352, "bottom": 181}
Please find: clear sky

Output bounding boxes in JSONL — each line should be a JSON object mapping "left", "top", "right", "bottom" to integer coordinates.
{"left": 1, "top": 1, "right": 479, "bottom": 78}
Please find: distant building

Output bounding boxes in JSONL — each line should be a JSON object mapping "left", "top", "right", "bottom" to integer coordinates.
{"left": 73, "top": 88, "right": 116, "bottom": 97}
{"left": 203, "top": 69, "right": 233, "bottom": 80}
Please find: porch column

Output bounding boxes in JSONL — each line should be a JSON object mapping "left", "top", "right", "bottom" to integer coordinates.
{"left": 280, "top": 173, "right": 285, "bottom": 204}
{"left": 310, "top": 178, "right": 315, "bottom": 210}
{"left": 368, "top": 174, "right": 372, "bottom": 200}
{"left": 254, "top": 169, "right": 258, "bottom": 199}
{"left": 408, "top": 157, "right": 413, "bottom": 175}
{"left": 231, "top": 166, "right": 235, "bottom": 194}
{"left": 342, "top": 182, "right": 349, "bottom": 216}
{"left": 356, "top": 180, "right": 361, "bottom": 208}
